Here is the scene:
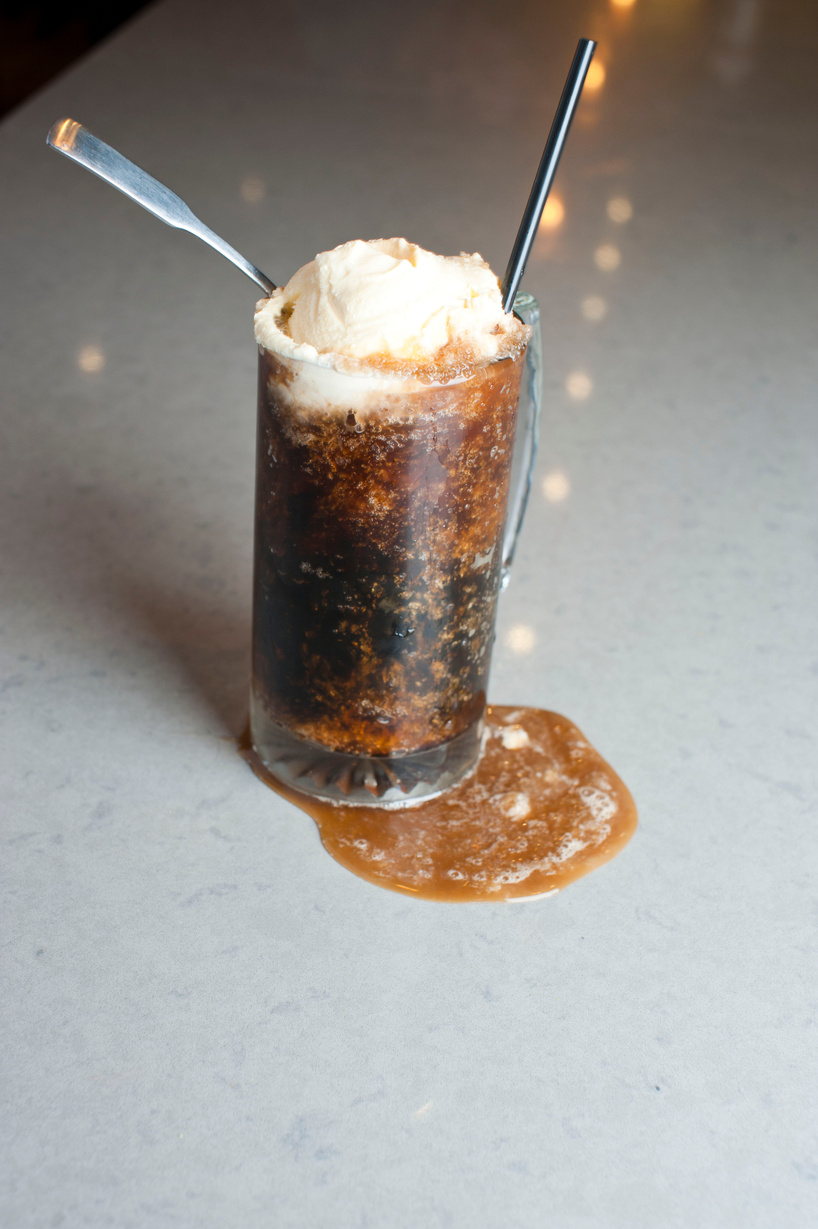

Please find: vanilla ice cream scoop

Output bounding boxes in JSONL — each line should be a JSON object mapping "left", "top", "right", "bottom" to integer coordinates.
{"left": 254, "top": 238, "right": 528, "bottom": 376}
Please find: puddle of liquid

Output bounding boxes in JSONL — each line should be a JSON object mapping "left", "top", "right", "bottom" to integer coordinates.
{"left": 240, "top": 706, "right": 637, "bottom": 902}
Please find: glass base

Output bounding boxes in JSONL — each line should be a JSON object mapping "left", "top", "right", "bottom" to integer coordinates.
{"left": 249, "top": 692, "right": 483, "bottom": 807}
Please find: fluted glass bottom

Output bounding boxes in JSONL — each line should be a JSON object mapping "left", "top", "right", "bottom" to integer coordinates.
{"left": 249, "top": 690, "right": 483, "bottom": 807}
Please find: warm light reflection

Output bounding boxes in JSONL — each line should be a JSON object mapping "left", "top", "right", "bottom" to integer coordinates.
{"left": 565, "top": 371, "right": 593, "bottom": 401}
{"left": 594, "top": 243, "right": 621, "bottom": 271}
{"left": 539, "top": 195, "right": 565, "bottom": 230}
{"left": 506, "top": 624, "right": 537, "bottom": 654}
{"left": 576, "top": 110, "right": 599, "bottom": 131}
{"left": 542, "top": 471, "right": 571, "bottom": 503}
{"left": 77, "top": 344, "right": 105, "bottom": 373}
{"left": 582, "top": 295, "right": 608, "bottom": 321}
{"left": 611, "top": 0, "right": 636, "bottom": 8}
{"left": 584, "top": 61, "right": 606, "bottom": 92}
{"left": 50, "top": 118, "right": 82, "bottom": 152}
{"left": 607, "top": 196, "right": 633, "bottom": 223}
{"left": 241, "top": 175, "right": 265, "bottom": 203}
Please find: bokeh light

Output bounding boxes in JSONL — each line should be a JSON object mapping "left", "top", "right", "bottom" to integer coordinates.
{"left": 77, "top": 344, "right": 105, "bottom": 373}
{"left": 241, "top": 175, "right": 265, "bottom": 203}
{"left": 539, "top": 195, "right": 565, "bottom": 230}
{"left": 506, "top": 624, "right": 537, "bottom": 654}
{"left": 584, "top": 61, "right": 606, "bottom": 92}
{"left": 607, "top": 196, "right": 633, "bottom": 223}
{"left": 594, "top": 243, "right": 621, "bottom": 271}
{"left": 542, "top": 471, "right": 571, "bottom": 502}
{"left": 581, "top": 295, "right": 608, "bottom": 321}
{"left": 565, "top": 371, "right": 593, "bottom": 401}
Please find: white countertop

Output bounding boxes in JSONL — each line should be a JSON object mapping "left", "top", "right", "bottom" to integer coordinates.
{"left": 2, "top": 1, "right": 816, "bottom": 1225}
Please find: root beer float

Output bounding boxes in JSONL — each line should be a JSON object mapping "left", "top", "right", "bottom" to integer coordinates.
{"left": 46, "top": 45, "right": 636, "bottom": 897}
{"left": 250, "top": 238, "right": 531, "bottom": 803}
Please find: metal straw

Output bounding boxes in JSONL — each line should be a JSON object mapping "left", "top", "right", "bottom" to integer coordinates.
{"left": 501, "top": 38, "right": 597, "bottom": 312}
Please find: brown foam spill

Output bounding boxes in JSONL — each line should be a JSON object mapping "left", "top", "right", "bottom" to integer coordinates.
{"left": 240, "top": 706, "right": 637, "bottom": 902}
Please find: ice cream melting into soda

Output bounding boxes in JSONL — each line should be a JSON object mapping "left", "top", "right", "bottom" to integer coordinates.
{"left": 254, "top": 237, "right": 529, "bottom": 378}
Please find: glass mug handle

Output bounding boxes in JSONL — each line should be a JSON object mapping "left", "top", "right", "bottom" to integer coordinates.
{"left": 501, "top": 290, "right": 542, "bottom": 588}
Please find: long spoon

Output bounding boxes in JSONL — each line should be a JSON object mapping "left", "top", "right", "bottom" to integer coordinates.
{"left": 46, "top": 118, "right": 276, "bottom": 296}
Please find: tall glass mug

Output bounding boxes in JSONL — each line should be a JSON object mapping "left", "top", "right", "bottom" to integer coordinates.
{"left": 250, "top": 292, "right": 542, "bottom": 805}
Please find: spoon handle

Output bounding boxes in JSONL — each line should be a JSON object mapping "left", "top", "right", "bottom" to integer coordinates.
{"left": 46, "top": 118, "right": 276, "bottom": 297}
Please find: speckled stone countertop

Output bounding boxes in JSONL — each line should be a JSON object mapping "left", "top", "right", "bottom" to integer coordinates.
{"left": 2, "top": 1, "right": 816, "bottom": 1225}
